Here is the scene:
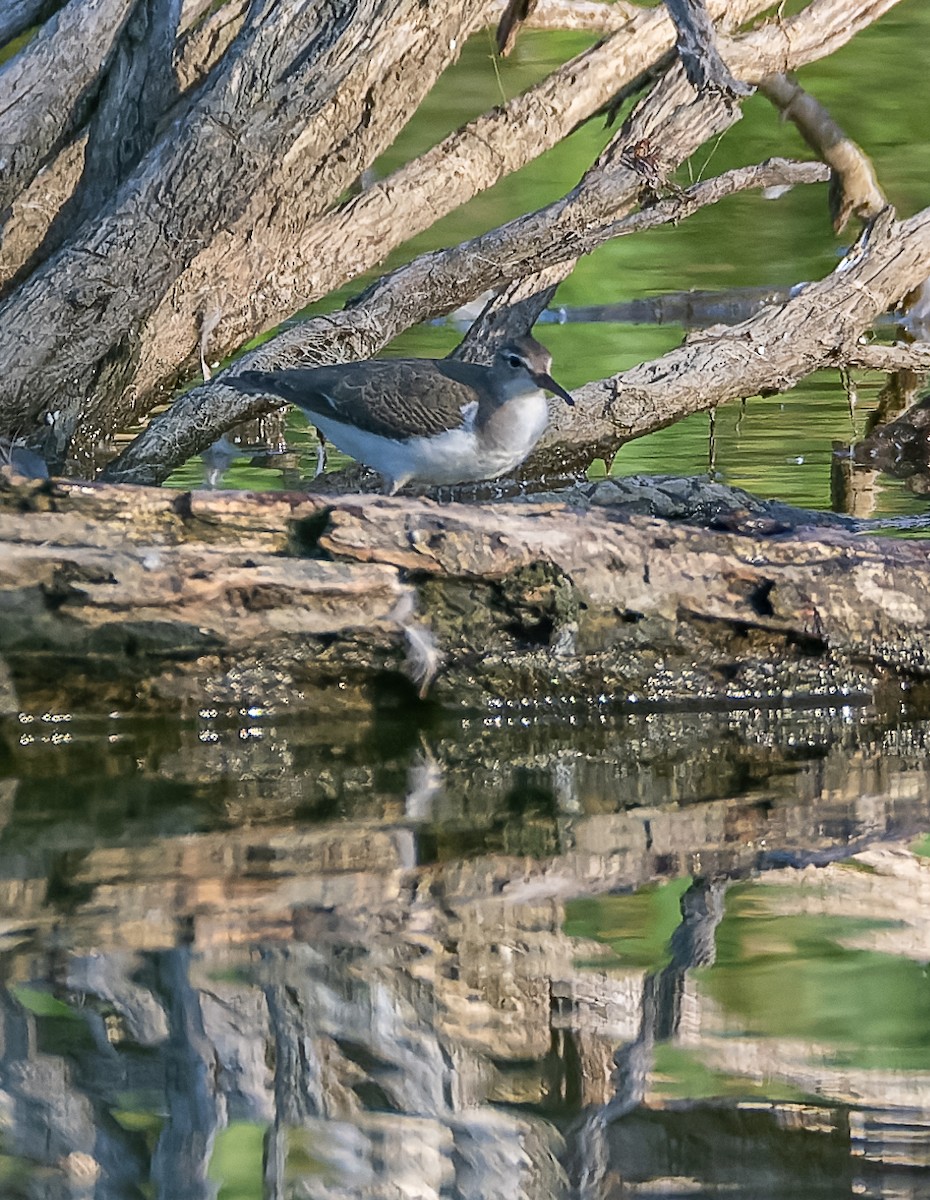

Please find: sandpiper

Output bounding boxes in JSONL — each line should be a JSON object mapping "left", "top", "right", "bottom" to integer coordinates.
{"left": 223, "top": 335, "right": 573, "bottom": 494}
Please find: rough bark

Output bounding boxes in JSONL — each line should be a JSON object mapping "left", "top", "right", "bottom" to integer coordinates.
{"left": 0, "top": 0, "right": 134, "bottom": 213}
{"left": 4, "top": 472, "right": 930, "bottom": 716}
{"left": 0, "top": 0, "right": 62, "bottom": 47}
{"left": 665, "top": 0, "right": 753, "bottom": 97}
{"left": 0, "top": 0, "right": 242, "bottom": 291}
{"left": 46, "top": 0, "right": 182, "bottom": 251}
{"left": 532, "top": 203, "right": 930, "bottom": 477}
{"left": 130, "top": 0, "right": 773, "bottom": 419}
{"left": 0, "top": 0, "right": 488, "bottom": 467}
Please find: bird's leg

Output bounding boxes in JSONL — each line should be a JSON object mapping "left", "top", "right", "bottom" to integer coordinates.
{"left": 313, "top": 428, "right": 327, "bottom": 478}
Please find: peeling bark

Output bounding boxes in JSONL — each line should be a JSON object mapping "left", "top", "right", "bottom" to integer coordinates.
{"left": 4, "top": 474, "right": 930, "bottom": 716}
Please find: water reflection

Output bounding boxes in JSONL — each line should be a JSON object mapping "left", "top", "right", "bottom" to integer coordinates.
{"left": 2, "top": 702, "right": 930, "bottom": 1197}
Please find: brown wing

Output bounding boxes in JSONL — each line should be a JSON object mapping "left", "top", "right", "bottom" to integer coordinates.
{"left": 235, "top": 360, "right": 489, "bottom": 441}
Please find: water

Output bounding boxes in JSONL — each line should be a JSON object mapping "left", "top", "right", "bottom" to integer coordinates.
{"left": 3, "top": 701, "right": 930, "bottom": 1197}
{"left": 165, "top": 2, "right": 930, "bottom": 521}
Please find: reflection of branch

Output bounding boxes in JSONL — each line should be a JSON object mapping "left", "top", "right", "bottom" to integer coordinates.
{"left": 759, "top": 73, "right": 885, "bottom": 232}
{"left": 568, "top": 879, "right": 729, "bottom": 1200}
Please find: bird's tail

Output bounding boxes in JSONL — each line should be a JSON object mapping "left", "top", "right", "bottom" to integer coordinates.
{"left": 222, "top": 370, "right": 273, "bottom": 396}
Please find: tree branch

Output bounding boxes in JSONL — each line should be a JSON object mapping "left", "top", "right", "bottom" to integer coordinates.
{"left": 758, "top": 72, "right": 885, "bottom": 232}
{"left": 0, "top": 0, "right": 489, "bottom": 466}
{"left": 530, "top": 205, "right": 930, "bottom": 476}
{"left": 843, "top": 343, "right": 930, "bottom": 373}
{"left": 103, "top": 154, "right": 830, "bottom": 485}
{"left": 131, "top": 0, "right": 774, "bottom": 413}
{"left": 665, "top": 0, "right": 754, "bottom": 97}
{"left": 0, "top": 0, "right": 135, "bottom": 213}
{"left": 0, "top": 0, "right": 62, "bottom": 49}
{"left": 42, "top": 0, "right": 182, "bottom": 254}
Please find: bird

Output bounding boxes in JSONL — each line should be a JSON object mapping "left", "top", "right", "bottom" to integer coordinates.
{"left": 222, "top": 335, "right": 573, "bottom": 494}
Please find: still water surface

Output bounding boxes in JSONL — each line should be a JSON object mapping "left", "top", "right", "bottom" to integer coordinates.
{"left": 3, "top": 701, "right": 930, "bottom": 1197}
{"left": 166, "top": 1, "right": 930, "bottom": 523}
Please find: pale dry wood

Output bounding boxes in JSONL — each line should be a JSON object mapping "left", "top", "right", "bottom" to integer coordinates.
{"left": 534, "top": 205, "right": 930, "bottom": 474}
{"left": 0, "top": 0, "right": 61, "bottom": 48}
{"left": 174, "top": 0, "right": 248, "bottom": 91}
{"left": 49, "top": 0, "right": 182, "bottom": 252}
{"left": 0, "top": 0, "right": 134, "bottom": 212}
{"left": 0, "top": 134, "right": 87, "bottom": 291}
{"left": 0, "top": 0, "right": 246, "bottom": 290}
{"left": 133, "top": 0, "right": 771, "bottom": 411}
{"left": 512, "top": 0, "right": 637, "bottom": 34}
{"left": 0, "top": 0, "right": 489, "bottom": 465}
{"left": 844, "top": 343, "right": 930, "bottom": 373}
{"left": 5, "top": 477, "right": 930, "bottom": 713}
{"left": 109, "top": 0, "right": 896, "bottom": 486}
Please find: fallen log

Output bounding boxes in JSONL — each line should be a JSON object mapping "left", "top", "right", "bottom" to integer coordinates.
{"left": 2, "top": 472, "right": 930, "bottom": 717}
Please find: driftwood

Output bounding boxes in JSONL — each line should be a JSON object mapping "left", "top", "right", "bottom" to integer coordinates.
{"left": 4, "top": 472, "right": 930, "bottom": 717}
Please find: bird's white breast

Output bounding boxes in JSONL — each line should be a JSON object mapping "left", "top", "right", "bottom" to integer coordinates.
{"left": 309, "top": 391, "right": 550, "bottom": 487}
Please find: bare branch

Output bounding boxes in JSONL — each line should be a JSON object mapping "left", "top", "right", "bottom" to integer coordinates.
{"left": 0, "top": 0, "right": 247, "bottom": 290}
{"left": 0, "top": 0, "right": 135, "bottom": 212}
{"left": 514, "top": 0, "right": 638, "bottom": 35}
{"left": 0, "top": 134, "right": 86, "bottom": 291}
{"left": 843, "top": 343, "right": 930, "bottom": 373}
{"left": 532, "top": 205, "right": 930, "bottom": 475}
{"left": 133, "top": 0, "right": 774, "bottom": 410}
{"left": 496, "top": 0, "right": 539, "bottom": 54}
{"left": 665, "top": 0, "right": 754, "bottom": 97}
{"left": 175, "top": 0, "right": 248, "bottom": 92}
{"left": 759, "top": 73, "right": 885, "bottom": 231}
{"left": 45, "top": 0, "right": 182, "bottom": 253}
{"left": 103, "top": 154, "right": 831, "bottom": 485}
{"left": 0, "top": 0, "right": 62, "bottom": 49}
{"left": 0, "top": 0, "right": 489, "bottom": 463}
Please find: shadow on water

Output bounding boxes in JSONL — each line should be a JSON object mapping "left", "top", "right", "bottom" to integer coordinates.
{"left": 2, "top": 699, "right": 930, "bottom": 1196}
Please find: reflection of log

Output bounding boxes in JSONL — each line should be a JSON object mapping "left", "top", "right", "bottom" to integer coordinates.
{"left": 5, "top": 473, "right": 930, "bottom": 714}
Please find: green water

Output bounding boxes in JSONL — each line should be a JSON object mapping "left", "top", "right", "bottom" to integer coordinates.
{"left": 4, "top": 701, "right": 930, "bottom": 1195}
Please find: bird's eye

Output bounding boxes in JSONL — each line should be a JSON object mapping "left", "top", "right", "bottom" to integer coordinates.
{"left": 507, "top": 354, "right": 523, "bottom": 369}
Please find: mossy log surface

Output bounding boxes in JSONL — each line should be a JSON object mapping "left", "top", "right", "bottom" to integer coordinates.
{"left": 2, "top": 470, "right": 929, "bottom": 716}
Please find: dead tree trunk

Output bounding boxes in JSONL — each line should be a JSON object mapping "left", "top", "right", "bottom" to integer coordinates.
{"left": 0, "top": 0, "right": 491, "bottom": 466}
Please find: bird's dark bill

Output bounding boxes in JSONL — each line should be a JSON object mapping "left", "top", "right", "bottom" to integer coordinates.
{"left": 535, "top": 372, "right": 574, "bottom": 407}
